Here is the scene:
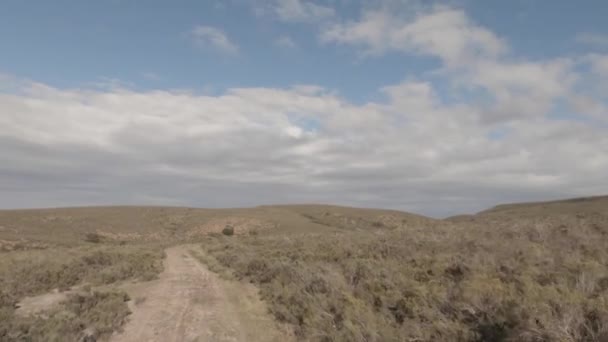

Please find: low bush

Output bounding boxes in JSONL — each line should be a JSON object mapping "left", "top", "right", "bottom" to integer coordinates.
{"left": 0, "top": 244, "right": 165, "bottom": 340}
{"left": 84, "top": 232, "right": 103, "bottom": 243}
{"left": 0, "top": 246, "right": 164, "bottom": 302}
{"left": 200, "top": 214, "right": 608, "bottom": 341}
{"left": 222, "top": 225, "right": 235, "bottom": 236}
{"left": 0, "top": 290, "right": 130, "bottom": 341}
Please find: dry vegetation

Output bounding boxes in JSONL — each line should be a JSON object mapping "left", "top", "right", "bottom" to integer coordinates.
{"left": 1, "top": 198, "right": 607, "bottom": 341}
{"left": 0, "top": 206, "right": 338, "bottom": 245}
{"left": 1, "top": 290, "right": 131, "bottom": 341}
{"left": 199, "top": 199, "right": 608, "bottom": 341}
{"left": 0, "top": 242, "right": 164, "bottom": 341}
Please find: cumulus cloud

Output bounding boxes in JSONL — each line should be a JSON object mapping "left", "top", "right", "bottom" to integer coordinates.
{"left": 275, "top": 35, "right": 297, "bottom": 49}
{"left": 256, "top": 0, "right": 334, "bottom": 23}
{"left": 1, "top": 71, "right": 607, "bottom": 216}
{"left": 321, "top": 6, "right": 506, "bottom": 65}
{"left": 1, "top": 4, "right": 607, "bottom": 217}
{"left": 472, "top": 59, "right": 576, "bottom": 123}
{"left": 321, "top": 5, "right": 583, "bottom": 124}
{"left": 190, "top": 26, "right": 239, "bottom": 54}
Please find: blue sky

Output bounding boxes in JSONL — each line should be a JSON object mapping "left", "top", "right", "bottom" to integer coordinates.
{"left": 1, "top": 0, "right": 608, "bottom": 216}
{"left": 2, "top": 0, "right": 605, "bottom": 100}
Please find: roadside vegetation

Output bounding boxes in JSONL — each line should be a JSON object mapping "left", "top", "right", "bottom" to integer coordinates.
{"left": 1, "top": 290, "right": 131, "bottom": 341}
{"left": 0, "top": 243, "right": 165, "bottom": 341}
{"left": 200, "top": 212, "right": 608, "bottom": 341}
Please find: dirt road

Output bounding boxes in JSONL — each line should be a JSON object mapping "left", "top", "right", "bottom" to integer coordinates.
{"left": 111, "top": 245, "right": 291, "bottom": 342}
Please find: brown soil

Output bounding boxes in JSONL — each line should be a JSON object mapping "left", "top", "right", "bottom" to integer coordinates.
{"left": 111, "top": 245, "right": 292, "bottom": 342}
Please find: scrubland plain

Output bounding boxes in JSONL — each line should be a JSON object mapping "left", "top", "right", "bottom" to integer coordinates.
{"left": 1, "top": 197, "right": 607, "bottom": 341}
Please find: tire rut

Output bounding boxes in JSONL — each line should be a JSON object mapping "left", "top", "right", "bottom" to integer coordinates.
{"left": 111, "top": 245, "right": 286, "bottom": 342}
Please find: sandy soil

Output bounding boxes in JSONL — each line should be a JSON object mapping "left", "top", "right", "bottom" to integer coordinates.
{"left": 15, "top": 289, "right": 73, "bottom": 317}
{"left": 111, "top": 245, "right": 291, "bottom": 342}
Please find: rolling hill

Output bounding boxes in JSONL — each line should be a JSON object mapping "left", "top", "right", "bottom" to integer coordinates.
{"left": 1, "top": 197, "right": 607, "bottom": 341}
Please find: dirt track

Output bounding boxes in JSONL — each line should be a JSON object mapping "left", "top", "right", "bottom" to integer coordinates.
{"left": 111, "top": 245, "right": 290, "bottom": 342}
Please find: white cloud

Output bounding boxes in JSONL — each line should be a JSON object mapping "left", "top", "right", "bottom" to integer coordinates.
{"left": 1, "top": 74, "right": 607, "bottom": 216}
{"left": 321, "top": 6, "right": 506, "bottom": 66}
{"left": 141, "top": 72, "right": 161, "bottom": 81}
{"left": 257, "top": 0, "right": 334, "bottom": 23}
{"left": 2, "top": 4, "right": 608, "bottom": 216}
{"left": 586, "top": 53, "right": 608, "bottom": 76}
{"left": 275, "top": 35, "right": 297, "bottom": 49}
{"left": 471, "top": 58, "right": 576, "bottom": 122}
{"left": 576, "top": 32, "right": 608, "bottom": 48}
{"left": 321, "top": 5, "right": 583, "bottom": 124}
{"left": 190, "top": 26, "right": 239, "bottom": 54}
{"left": 570, "top": 95, "right": 608, "bottom": 121}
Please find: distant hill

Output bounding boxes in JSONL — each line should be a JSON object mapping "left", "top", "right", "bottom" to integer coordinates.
{"left": 478, "top": 195, "right": 608, "bottom": 217}
{"left": 0, "top": 204, "right": 434, "bottom": 245}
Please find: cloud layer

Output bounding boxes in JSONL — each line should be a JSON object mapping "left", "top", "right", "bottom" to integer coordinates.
{"left": 259, "top": 0, "right": 335, "bottom": 23}
{"left": 1, "top": 3, "right": 607, "bottom": 216}
{"left": 190, "top": 26, "right": 239, "bottom": 54}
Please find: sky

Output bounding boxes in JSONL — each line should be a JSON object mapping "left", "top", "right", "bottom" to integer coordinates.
{"left": 1, "top": 0, "right": 608, "bottom": 217}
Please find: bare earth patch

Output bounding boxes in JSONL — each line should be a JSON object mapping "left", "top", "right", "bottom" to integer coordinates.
{"left": 111, "top": 245, "right": 292, "bottom": 342}
{"left": 0, "top": 239, "right": 48, "bottom": 252}
{"left": 15, "top": 289, "right": 73, "bottom": 317}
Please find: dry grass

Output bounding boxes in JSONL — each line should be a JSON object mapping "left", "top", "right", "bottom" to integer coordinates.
{"left": 0, "top": 244, "right": 165, "bottom": 341}
{"left": 0, "top": 204, "right": 430, "bottom": 244}
{"left": 1, "top": 199, "right": 607, "bottom": 341}
{"left": 199, "top": 204, "right": 608, "bottom": 341}
{"left": 1, "top": 290, "right": 131, "bottom": 341}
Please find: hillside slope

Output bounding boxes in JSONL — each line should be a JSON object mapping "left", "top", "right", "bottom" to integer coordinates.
{"left": 0, "top": 204, "right": 434, "bottom": 246}
{"left": 479, "top": 195, "right": 608, "bottom": 217}
{"left": 200, "top": 197, "right": 608, "bottom": 341}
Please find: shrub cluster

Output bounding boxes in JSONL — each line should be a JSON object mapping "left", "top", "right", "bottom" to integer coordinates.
{"left": 222, "top": 225, "right": 235, "bottom": 236}
{"left": 0, "top": 245, "right": 165, "bottom": 340}
{"left": 201, "top": 213, "right": 608, "bottom": 341}
{"left": 1, "top": 290, "right": 130, "bottom": 341}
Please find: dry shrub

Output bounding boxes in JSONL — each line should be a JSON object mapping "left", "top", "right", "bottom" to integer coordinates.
{"left": 222, "top": 225, "right": 235, "bottom": 236}
{"left": 84, "top": 232, "right": 103, "bottom": 243}
{"left": 0, "top": 290, "right": 130, "bottom": 341}
{"left": 0, "top": 246, "right": 164, "bottom": 302}
{"left": 200, "top": 212, "right": 608, "bottom": 341}
{"left": 0, "top": 244, "right": 165, "bottom": 340}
